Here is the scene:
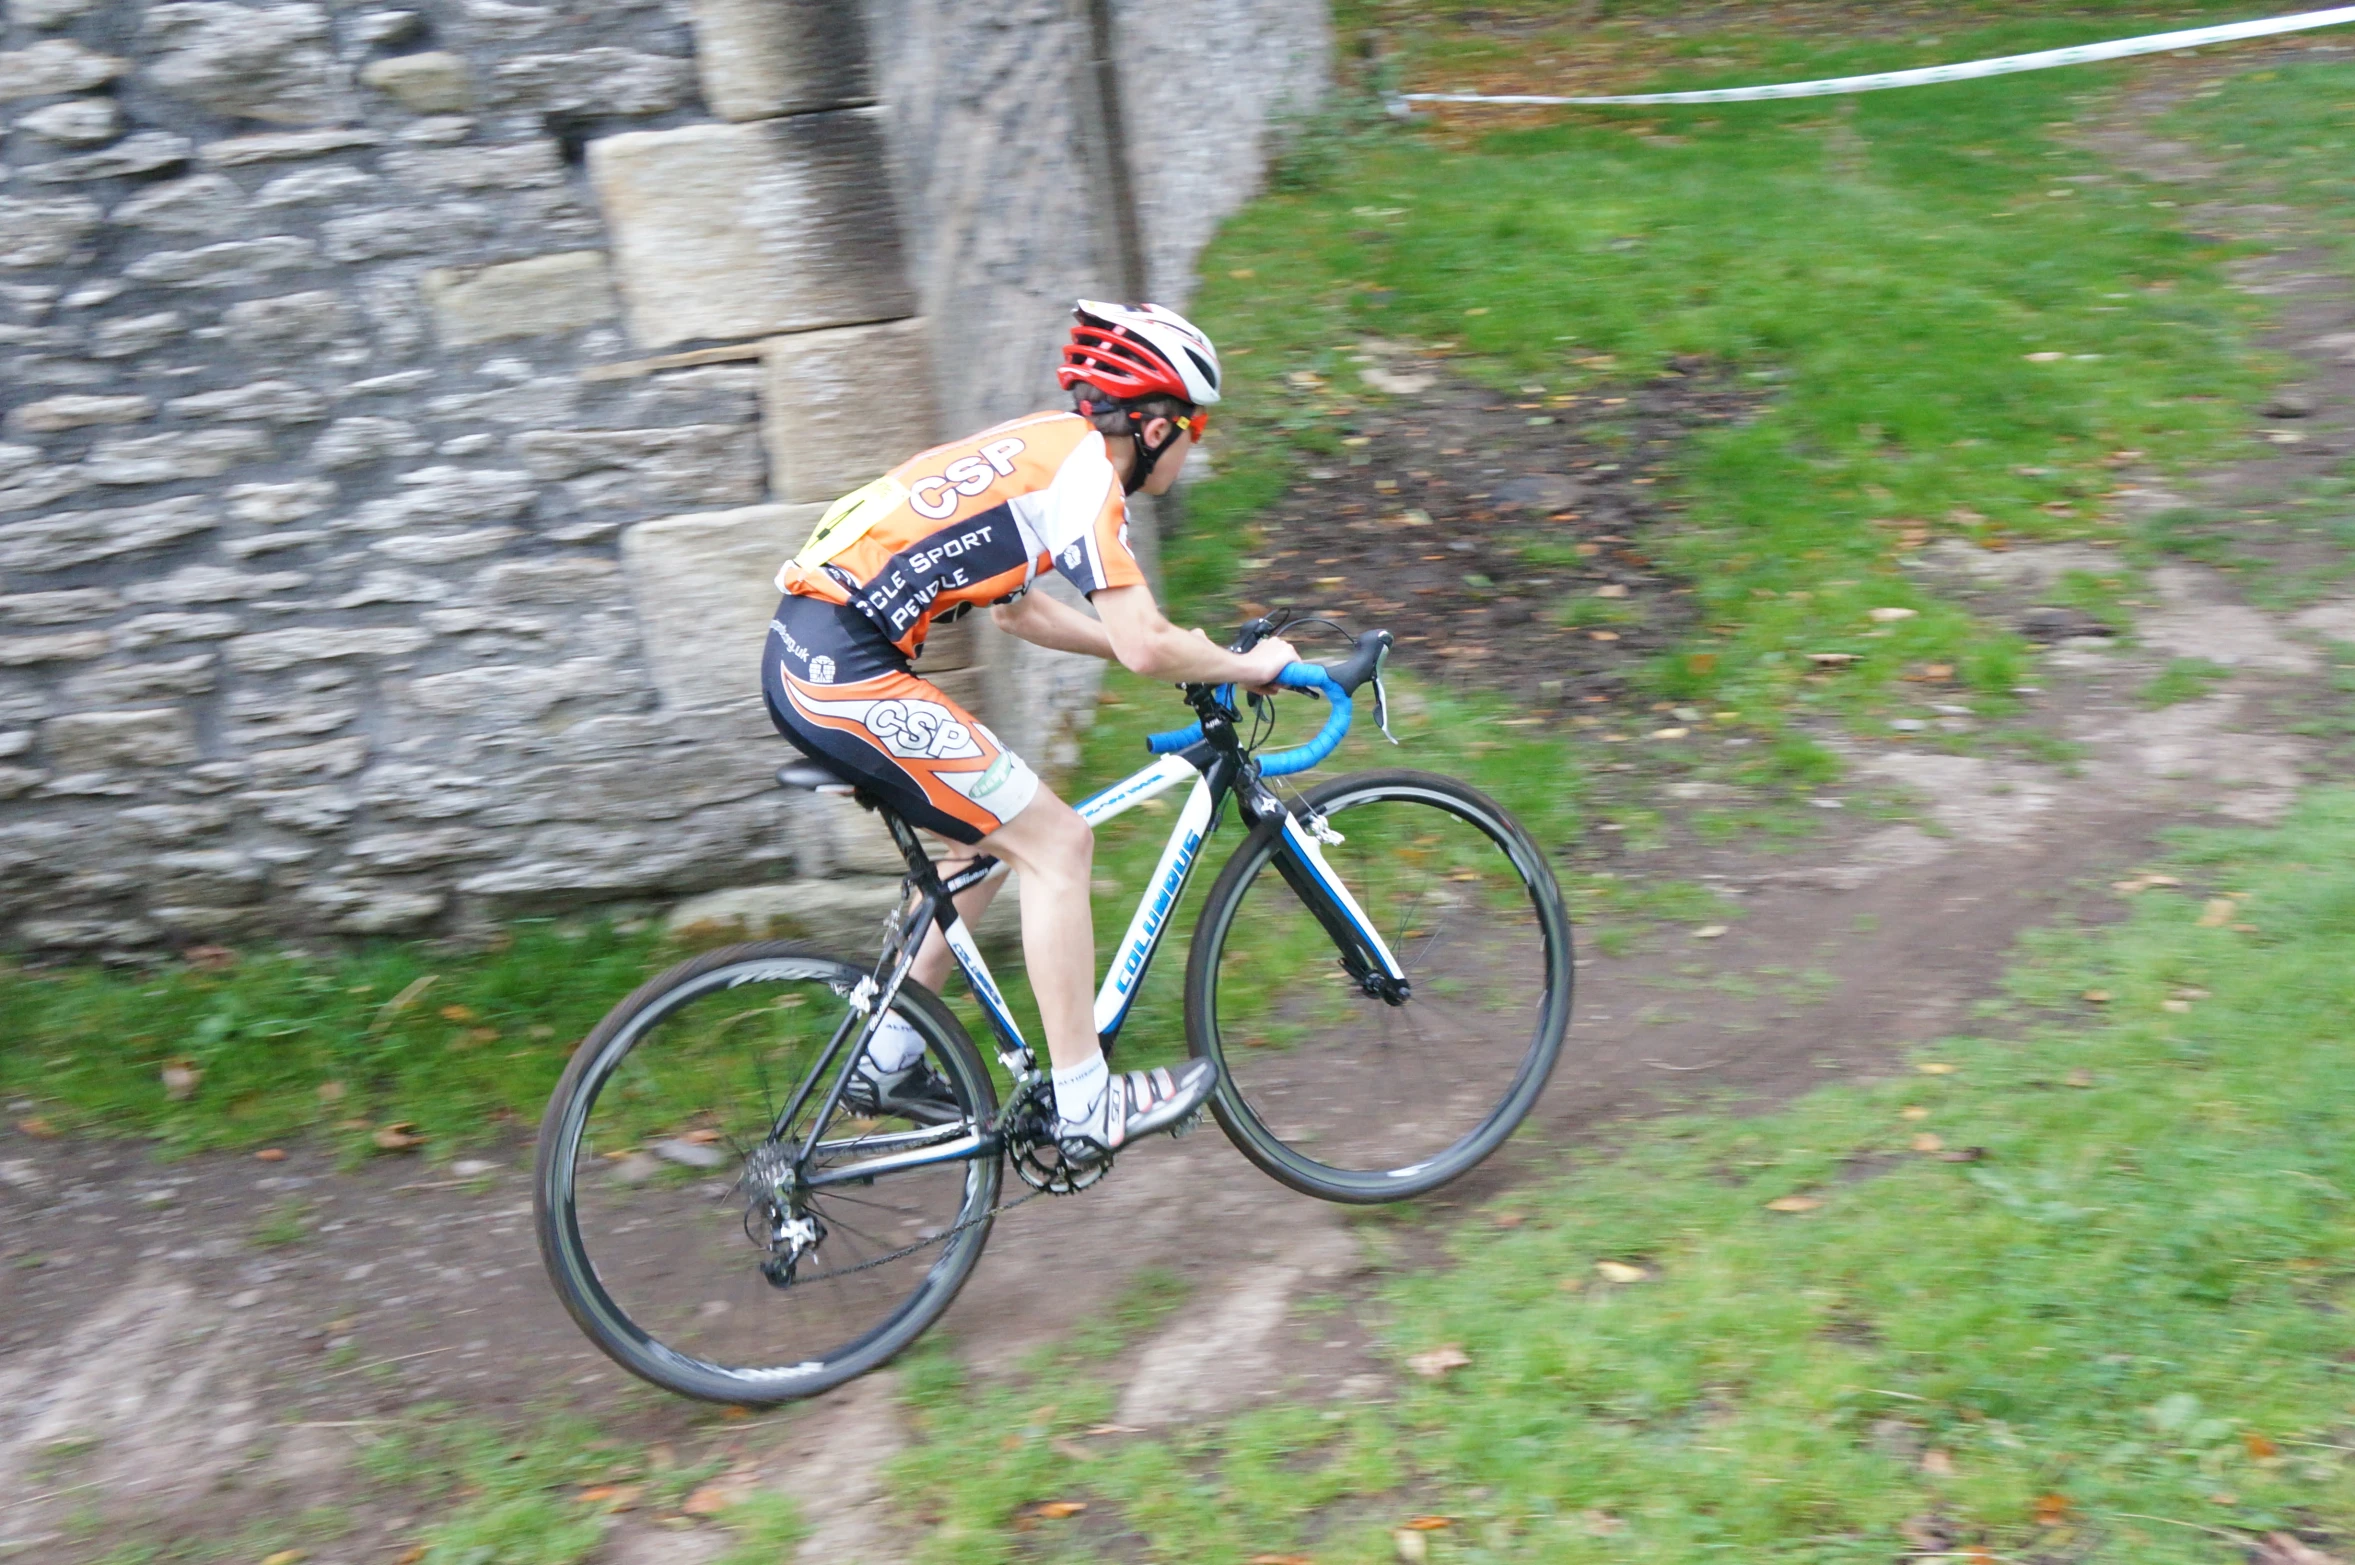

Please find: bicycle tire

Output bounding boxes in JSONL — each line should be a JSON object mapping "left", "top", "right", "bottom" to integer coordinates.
{"left": 1184, "top": 769, "right": 1573, "bottom": 1202}
{"left": 534, "top": 941, "right": 1001, "bottom": 1404}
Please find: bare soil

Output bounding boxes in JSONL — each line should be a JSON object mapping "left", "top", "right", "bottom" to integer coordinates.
{"left": 6, "top": 46, "right": 2355, "bottom": 1564}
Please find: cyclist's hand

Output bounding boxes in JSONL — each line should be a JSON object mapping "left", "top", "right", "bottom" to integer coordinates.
{"left": 1237, "top": 636, "right": 1303, "bottom": 694}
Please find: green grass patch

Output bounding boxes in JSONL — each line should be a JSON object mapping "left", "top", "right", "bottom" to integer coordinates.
{"left": 1172, "top": 8, "right": 2277, "bottom": 731}
{"left": 891, "top": 784, "right": 2355, "bottom": 1560}
{"left": 2138, "top": 656, "right": 2232, "bottom": 708}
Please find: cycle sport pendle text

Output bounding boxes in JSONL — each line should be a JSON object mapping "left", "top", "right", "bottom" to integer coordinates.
{"left": 533, "top": 617, "right": 1576, "bottom": 1403}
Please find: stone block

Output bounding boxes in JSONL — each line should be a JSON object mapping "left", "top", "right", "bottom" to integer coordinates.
{"left": 22, "top": 132, "right": 193, "bottom": 185}
{"left": 144, "top": 3, "right": 347, "bottom": 125}
{"left": 64, "top": 654, "right": 217, "bottom": 704}
{"left": 254, "top": 166, "right": 383, "bottom": 207}
{"left": 165, "top": 380, "right": 328, "bottom": 425}
{"left": 200, "top": 129, "right": 383, "bottom": 167}
{"left": 359, "top": 51, "right": 471, "bottom": 112}
{"left": 114, "top": 611, "right": 240, "bottom": 651}
{"left": 419, "top": 251, "right": 618, "bottom": 347}
{"left": 0, "top": 630, "right": 109, "bottom": 665}
{"left": 383, "top": 141, "right": 562, "bottom": 193}
{"left": 226, "top": 479, "right": 335, "bottom": 524}
{"left": 226, "top": 627, "right": 433, "bottom": 673}
{"left": 92, "top": 312, "right": 186, "bottom": 358}
{"left": 0, "top": 461, "right": 88, "bottom": 515}
{"left": 6, "top": 394, "right": 155, "bottom": 435}
{"left": 124, "top": 237, "right": 316, "bottom": 288}
{"left": 0, "top": 495, "right": 217, "bottom": 574}
{"left": 762, "top": 317, "right": 935, "bottom": 503}
{"left": 123, "top": 565, "right": 310, "bottom": 604}
{"left": 491, "top": 48, "right": 692, "bottom": 116}
{"left": 477, "top": 554, "right": 621, "bottom": 602}
{"left": 13, "top": 0, "right": 105, "bottom": 28}
{"left": 688, "top": 0, "right": 873, "bottom": 121}
{"left": 338, "top": 466, "right": 534, "bottom": 529}
{"left": 308, "top": 416, "right": 426, "bottom": 469}
{"left": 42, "top": 709, "right": 199, "bottom": 770}
{"left": 112, "top": 174, "right": 245, "bottom": 236}
{"left": 369, "top": 526, "right": 521, "bottom": 563}
{"left": 221, "top": 290, "right": 349, "bottom": 351}
{"left": 0, "top": 588, "right": 121, "bottom": 625}
{"left": 0, "top": 40, "right": 124, "bottom": 101}
{"left": 247, "top": 735, "right": 369, "bottom": 782}
{"left": 321, "top": 203, "right": 492, "bottom": 264}
{"left": 296, "top": 879, "right": 447, "bottom": 934}
{"left": 620, "top": 500, "right": 825, "bottom": 711}
{"left": 0, "top": 195, "right": 100, "bottom": 267}
{"left": 15, "top": 99, "right": 120, "bottom": 145}
{"left": 85, "top": 428, "right": 271, "bottom": 485}
{"left": 588, "top": 112, "right": 914, "bottom": 350}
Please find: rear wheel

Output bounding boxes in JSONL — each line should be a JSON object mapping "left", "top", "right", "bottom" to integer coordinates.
{"left": 1185, "top": 770, "right": 1573, "bottom": 1202}
{"left": 534, "top": 942, "right": 1000, "bottom": 1403}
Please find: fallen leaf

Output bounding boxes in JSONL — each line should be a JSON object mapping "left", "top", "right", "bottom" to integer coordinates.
{"left": 1596, "top": 583, "right": 1629, "bottom": 599}
{"left": 14, "top": 1116, "right": 59, "bottom": 1138}
{"left": 1250, "top": 1556, "right": 1314, "bottom": 1565}
{"left": 1911, "top": 1133, "right": 1945, "bottom": 1153}
{"left": 2081, "top": 989, "right": 2111, "bottom": 1004}
{"left": 1921, "top": 1448, "right": 1956, "bottom": 1475}
{"left": 718, "top": 1406, "right": 752, "bottom": 1421}
{"left": 1765, "top": 1195, "right": 1821, "bottom": 1213}
{"left": 438, "top": 1004, "right": 478, "bottom": 1023}
{"left": 161, "top": 1060, "right": 202, "bottom": 1101}
{"left": 256, "top": 1148, "right": 287, "bottom": 1162}
{"left": 1595, "top": 1260, "right": 1647, "bottom": 1284}
{"left": 316, "top": 1081, "right": 346, "bottom": 1103}
{"left": 682, "top": 1484, "right": 745, "bottom": 1516}
{"left": 1901, "top": 1514, "right": 1953, "bottom": 1550}
{"left": 1922, "top": 663, "right": 1954, "bottom": 679}
{"left": 262, "top": 1552, "right": 304, "bottom": 1565}
{"left": 1869, "top": 606, "right": 1918, "bottom": 623}
{"left": 1808, "top": 651, "right": 1858, "bottom": 667}
{"left": 1048, "top": 1436, "right": 1100, "bottom": 1462}
{"left": 578, "top": 1483, "right": 643, "bottom": 1511}
{"left": 1559, "top": 1275, "right": 1585, "bottom": 1292}
{"left": 1394, "top": 1528, "right": 1430, "bottom": 1564}
{"left": 2025, "top": 351, "right": 2068, "bottom": 362}
{"left": 1582, "top": 1509, "right": 1627, "bottom": 1535}
{"left": 1492, "top": 1211, "right": 1525, "bottom": 1228}
{"left": 1011, "top": 1499, "right": 1089, "bottom": 1529}
{"left": 1085, "top": 1423, "right": 1143, "bottom": 1436}
{"left": 2065, "top": 1069, "right": 2095, "bottom": 1088}
{"left": 1407, "top": 1344, "right": 1471, "bottom": 1378}
{"left": 2197, "top": 897, "right": 2236, "bottom": 928}
{"left": 1917, "top": 1062, "right": 1958, "bottom": 1075}
{"left": 1692, "top": 924, "right": 1727, "bottom": 939}
{"left": 2163, "top": 998, "right": 2191, "bottom": 1013}
{"left": 393, "top": 1549, "right": 426, "bottom": 1565}
{"left": 1900, "top": 1105, "right": 1930, "bottom": 1121}
{"left": 183, "top": 945, "right": 238, "bottom": 971}
{"left": 2247, "top": 1432, "right": 2281, "bottom": 1459}
{"left": 371, "top": 1123, "right": 424, "bottom": 1152}
{"left": 1404, "top": 1515, "right": 1454, "bottom": 1530}
{"left": 2255, "top": 1532, "right": 2345, "bottom": 1565}
{"left": 2034, "top": 1492, "right": 2072, "bottom": 1527}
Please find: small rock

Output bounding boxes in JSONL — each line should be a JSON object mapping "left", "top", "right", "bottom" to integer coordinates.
{"left": 608, "top": 1152, "right": 660, "bottom": 1185}
{"left": 653, "top": 1137, "right": 727, "bottom": 1170}
{"left": 1889, "top": 718, "right": 1925, "bottom": 732}
{"left": 450, "top": 1158, "right": 497, "bottom": 1177}
{"left": 2262, "top": 391, "right": 2315, "bottom": 419}
{"left": 2016, "top": 605, "right": 2111, "bottom": 642}
{"left": 230, "top": 1288, "right": 263, "bottom": 1308}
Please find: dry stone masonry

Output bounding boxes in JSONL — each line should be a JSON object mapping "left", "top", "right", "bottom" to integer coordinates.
{"left": 0, "top": 0, "right": 1326, "bottom": 957}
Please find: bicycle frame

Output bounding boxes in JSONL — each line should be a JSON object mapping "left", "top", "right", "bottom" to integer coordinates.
{"left": 788, "top": 685, "right": 1411, "bottom": 1188}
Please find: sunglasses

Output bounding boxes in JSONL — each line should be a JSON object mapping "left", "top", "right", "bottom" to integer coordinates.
{"left": 1171, "top": 410, "right": 1210, "bottom": 440}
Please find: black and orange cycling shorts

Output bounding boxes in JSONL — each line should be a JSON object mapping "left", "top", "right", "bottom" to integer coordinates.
{"left": 760, "top": 593, "right": 1040, "bottom": 845}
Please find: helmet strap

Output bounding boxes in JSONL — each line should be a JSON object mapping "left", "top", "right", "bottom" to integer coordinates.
{"left": 1120, "top": 407, "right": 1186, "bottom": 495}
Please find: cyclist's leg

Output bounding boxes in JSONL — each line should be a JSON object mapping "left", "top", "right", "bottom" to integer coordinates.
{"left": 967, "top": 791, "right": 1096, "bottom": 1071}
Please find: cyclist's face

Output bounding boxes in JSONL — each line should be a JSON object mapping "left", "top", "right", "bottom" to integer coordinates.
{"left": 1138, "top": 417, "right": 1196, "bottom": 496}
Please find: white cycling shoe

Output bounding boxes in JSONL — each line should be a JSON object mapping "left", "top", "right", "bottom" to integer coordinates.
{"left": 1057, "top": 1059, "right": 1217, "bottom": 1166}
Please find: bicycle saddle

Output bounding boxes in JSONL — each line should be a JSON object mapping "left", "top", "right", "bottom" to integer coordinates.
{"left": 774, "top": 760, "right": 855, "bottom": 796}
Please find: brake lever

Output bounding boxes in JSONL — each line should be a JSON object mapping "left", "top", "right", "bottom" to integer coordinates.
{"left": 1372, "top": 672, "right": 1399, "bottom": 745}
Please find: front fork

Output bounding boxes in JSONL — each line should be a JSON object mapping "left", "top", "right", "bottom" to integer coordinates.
{"left": 1239, "top": 778, "right": 1413, "bottom": 1006}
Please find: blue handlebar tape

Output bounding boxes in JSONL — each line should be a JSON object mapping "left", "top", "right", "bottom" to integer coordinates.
{"left": 1143, "top": 667, "right": 1354, "bottom": 774}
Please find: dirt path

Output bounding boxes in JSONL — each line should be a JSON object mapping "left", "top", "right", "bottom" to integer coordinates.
{"left": 6, "top": 49, "right": 2355, "bottom": 1565}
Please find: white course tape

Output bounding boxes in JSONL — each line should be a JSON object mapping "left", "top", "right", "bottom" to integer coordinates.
{"left": 1398, "top": 5, "right": 2355, "bottom": 108}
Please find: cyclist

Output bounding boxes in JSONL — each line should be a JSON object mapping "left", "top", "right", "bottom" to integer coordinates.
{"left": 763, "top": 300, "right": 1301, "bottom": 1162}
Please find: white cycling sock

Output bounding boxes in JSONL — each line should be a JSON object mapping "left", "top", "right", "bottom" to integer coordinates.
{"left": 1050, "top": 1051, "right": 1112, "bottom": 1142}
{"left": 859, "top": 1011, "right": 928, "bottom": 1075}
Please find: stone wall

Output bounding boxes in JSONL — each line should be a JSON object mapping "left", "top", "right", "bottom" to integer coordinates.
{"left": 0, "top": 0, "right": 1327, "bottom": 958}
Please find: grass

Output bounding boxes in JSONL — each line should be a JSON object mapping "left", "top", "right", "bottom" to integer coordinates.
{"left": 881, "top": 785, "right": 2355, "bottom": 1562}
{"left": 2139, "top": 656, "right": 2233, "bottom": 708}
{"left": 1175, "top": 6, "right": 2278, "bottom": 734}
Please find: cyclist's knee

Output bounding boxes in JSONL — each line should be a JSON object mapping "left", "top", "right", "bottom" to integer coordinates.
{"left": 993, "top": 790, "right": 1091, "bottom": 878}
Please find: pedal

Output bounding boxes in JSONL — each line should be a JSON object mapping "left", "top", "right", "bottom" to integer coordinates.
{"left": 1168, "top": 1106, "right": 1204, "bottom": 1140}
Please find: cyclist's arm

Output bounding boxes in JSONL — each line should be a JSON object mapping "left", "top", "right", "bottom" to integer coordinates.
{"left": 1091, "top": 585, "right": 1296, "bottom": 686}
{"left": 990, "top": 588, "right": 1115, "bottom": 658}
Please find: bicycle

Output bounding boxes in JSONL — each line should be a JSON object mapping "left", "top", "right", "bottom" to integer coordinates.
{"left": 533, "top": 615, "right": 1575, "bottom": 1403}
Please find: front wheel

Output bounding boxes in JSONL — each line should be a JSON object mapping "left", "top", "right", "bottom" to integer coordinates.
{"left": 1185, "top": 770, "right": 1573, "bottom": 1202}
{"left": 534, "top": 942, "right": 1001, "bottom": 1404}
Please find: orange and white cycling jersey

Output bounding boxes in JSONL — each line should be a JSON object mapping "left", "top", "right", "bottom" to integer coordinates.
{"left": 774, "top": 410, "right": 1147, "bottom": 656}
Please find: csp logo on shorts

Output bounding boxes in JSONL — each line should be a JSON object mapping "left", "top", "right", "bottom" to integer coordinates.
{"left": 867, "top": 699, "right": 981, "bottom": 761}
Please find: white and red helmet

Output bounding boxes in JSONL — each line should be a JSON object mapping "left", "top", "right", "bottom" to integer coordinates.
{"left": 1056, "top": 299, "right": 1223, "bottom": 408}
